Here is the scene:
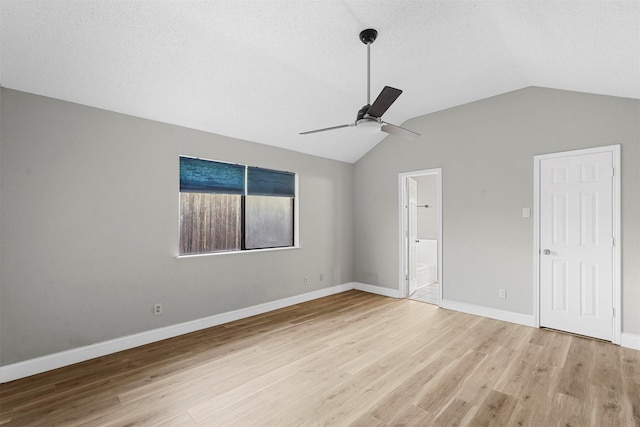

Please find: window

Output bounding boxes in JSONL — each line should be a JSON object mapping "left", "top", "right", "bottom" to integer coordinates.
{"left": 179, "top": 156, "right": 296, "bottom": 255}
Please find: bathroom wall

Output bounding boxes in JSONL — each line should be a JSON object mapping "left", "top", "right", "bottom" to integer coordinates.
{"left": 414, "top": 175, "right": 438, "bottom": 240}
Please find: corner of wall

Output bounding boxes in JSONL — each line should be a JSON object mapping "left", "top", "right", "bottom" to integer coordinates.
{"left": 441, "top": 299, "right": 535, "bottom": 327}
{"left": 621, "top": 332, "right": 640, "bottom": 351}
{"left": 353, "top": 282, "right": 402, "bottom": 298}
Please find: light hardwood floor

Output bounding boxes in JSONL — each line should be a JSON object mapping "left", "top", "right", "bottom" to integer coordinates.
{"left": 1, "top": 290, "right": 639, "bottom": 426}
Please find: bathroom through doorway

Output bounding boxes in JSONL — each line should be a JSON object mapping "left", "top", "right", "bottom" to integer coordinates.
{"left": 399, "top": 168, "right": 442, "bottom": 305}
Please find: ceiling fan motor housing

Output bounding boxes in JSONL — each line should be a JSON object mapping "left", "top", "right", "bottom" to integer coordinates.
{"left": 357, "top": 104, "right": 371, "bottom": 120}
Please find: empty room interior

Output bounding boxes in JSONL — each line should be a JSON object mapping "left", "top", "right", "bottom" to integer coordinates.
{"left": 1, "top": 1, "right": 639, "bottom": 425}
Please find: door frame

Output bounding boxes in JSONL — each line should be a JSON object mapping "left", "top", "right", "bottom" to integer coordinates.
{"left": 398, "top": 168, "right": 443, "bottom": 300}
{"left": 533, "top": 144, "right": 621, "bottom": 344}
{"left": 407, "top": 177, "right": 419, "bottom": 296}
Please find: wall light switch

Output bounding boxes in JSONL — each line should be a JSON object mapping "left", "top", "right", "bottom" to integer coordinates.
{"left": 522, "top": 208, "right": 531, "bottom": 218}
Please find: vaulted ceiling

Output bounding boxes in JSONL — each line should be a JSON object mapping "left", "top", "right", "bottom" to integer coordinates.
{"left": 2, "top": 1, "right": 639, "bottom": 163}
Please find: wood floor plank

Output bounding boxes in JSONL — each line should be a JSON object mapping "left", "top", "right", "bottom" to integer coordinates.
{"left": 1, "top": 290, "right": 638, "bottom": 426}
{"left": 468, "top": 389, "right": 517, "bottom": 426}
{"left": 384, "top": 403, "right": 431, "bottom": 426}
{"left": 430, "top": 397, "right": 473, "bottom": 426}
{"left": 545, "top": 391, "right": 591, "bottom": 427}
{"left": 414, "top": 349, "right": 487, "bottom": 414}
{"left": 348, "top": 413, "right": 385, "bottom": 427}
{"left": 506, "top": 364, "right": 560, "bottom": 427}
{"left": 492, "top": 343, "right": 543, "bottom": 399}
{"left": 620, "top": 347, "right": 640, "bottom": 425}
{"left": 365, "top": 327, "right": 482, "bottom": 423}
{"left": 556, "top": 336, "right": 595, "bottom": 401}
{"left": 536, "top": 328, "right": 572, "bottom": 368}
{"left": 455, "top": 346, "right": 514, "bottom": 406}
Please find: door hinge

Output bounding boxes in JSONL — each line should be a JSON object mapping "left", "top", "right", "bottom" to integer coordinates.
{"left": 611, "top": 238, "right": 615, "bottom": 247}
{"left": 612, "top": 307, "right": 615, "bottom": 317}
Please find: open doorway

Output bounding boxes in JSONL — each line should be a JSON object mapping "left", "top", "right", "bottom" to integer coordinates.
{"left": 398, "top": 168, "right": 442, "bottom": 305}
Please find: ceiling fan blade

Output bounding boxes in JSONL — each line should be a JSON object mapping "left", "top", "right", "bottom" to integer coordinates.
{"left": 300, "top": 123, "right": 354, "bottom": 135}
{"left": 367, "top": 86, "right": 402, "bottom": 118}
{"left": 381, "top": 122, "right": 420, "bottom": 141}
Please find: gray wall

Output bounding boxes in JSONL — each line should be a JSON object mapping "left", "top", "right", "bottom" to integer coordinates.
{"left": 0, "top": 89, "right": 354, "bottom": 364}
{"left": 414, "top": 175, "right": 438, "bottom": 240}
{"left": 2, "top": 86, "right": 639, "bottom": 366}
{"left": 354, "top": 87, "right": 640, "bottom": 335}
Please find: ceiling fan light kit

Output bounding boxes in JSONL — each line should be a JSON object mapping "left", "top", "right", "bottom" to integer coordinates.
{"left": 300, "top": 28, "right": 420, "bottom": 141}
{"left": 355, "top": 118, "right": 382, "bottom": 134}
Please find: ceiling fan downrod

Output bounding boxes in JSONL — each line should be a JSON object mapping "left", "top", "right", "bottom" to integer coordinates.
{"left": 359, "top": 28, "right": 378, "bottom": 107}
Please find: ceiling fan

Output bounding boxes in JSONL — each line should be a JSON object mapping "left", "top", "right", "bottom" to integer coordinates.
{"left": 300, "top": 28, "right": 420, "bottom": 141}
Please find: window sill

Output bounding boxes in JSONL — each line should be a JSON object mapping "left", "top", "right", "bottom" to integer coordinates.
{"left": 176, "top": 245, "right": 300, "bottom": 259}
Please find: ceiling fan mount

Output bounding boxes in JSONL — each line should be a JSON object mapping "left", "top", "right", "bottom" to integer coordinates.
{"left": 300, "top": 28, "right": 420, "bottom": 141}
{"left": 358, "top": 28, "right": 378, "bottom": 45}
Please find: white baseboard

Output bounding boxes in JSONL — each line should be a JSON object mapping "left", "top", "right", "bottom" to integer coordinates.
{"left": 353, "top": 282, "right": 402, "bottom": 298}
{"left": 441, "top": 301, "right": 640, "bottom": 350}
{"left": 0, "top": 283, "right": 355, "bottom": 383}
{"left": 441, "top": 299, "right": 535, "bottom": 327}
{"left": 621, "top": 332, "right": 640, "bottom": 350}
{"left": 5, "top": 282, "right": 631, "bottom": 383}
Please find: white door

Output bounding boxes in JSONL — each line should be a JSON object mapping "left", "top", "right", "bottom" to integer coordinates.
{"left": 539, "top": 151, "right": 614, "bottom": 340}
{"left": 407, "top": 178, "right": 418, "bottom": 296}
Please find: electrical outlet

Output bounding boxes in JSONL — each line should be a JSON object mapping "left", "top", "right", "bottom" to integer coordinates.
{"left": 153, "top": 303, "right": 163, "bottom": 315}
{"left": 319, "top": 273, "right": 324, "bottom": 282}
{"left": 498, "top": 289, "right": 506, "bottom": 299}
{"left": 304, "top": 276, "right": 309, "bottom": 285}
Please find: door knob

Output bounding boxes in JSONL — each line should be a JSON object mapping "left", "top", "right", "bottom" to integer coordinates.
{"left": 543, "top": 249, "right": 551, "bottom": 255}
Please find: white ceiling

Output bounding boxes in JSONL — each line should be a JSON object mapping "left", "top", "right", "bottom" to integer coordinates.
{"left": 2, "top": 1, "right": 639, "bottom": 163}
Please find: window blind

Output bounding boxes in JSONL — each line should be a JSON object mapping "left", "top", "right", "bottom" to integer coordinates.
{"left": 179, "top": 157, "right": 245, "bottom": 195}
{"left": 247, "top": 167, "right": 295, "bottom": 197}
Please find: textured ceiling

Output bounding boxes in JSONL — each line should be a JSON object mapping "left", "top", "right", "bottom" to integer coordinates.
{"left": 2, "top": 1, "right": 639, "bottom": 163}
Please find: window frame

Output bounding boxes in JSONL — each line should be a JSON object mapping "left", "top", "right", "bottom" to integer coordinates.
{"left": 177, "top": 156, "right": 299, "bottom": 258}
